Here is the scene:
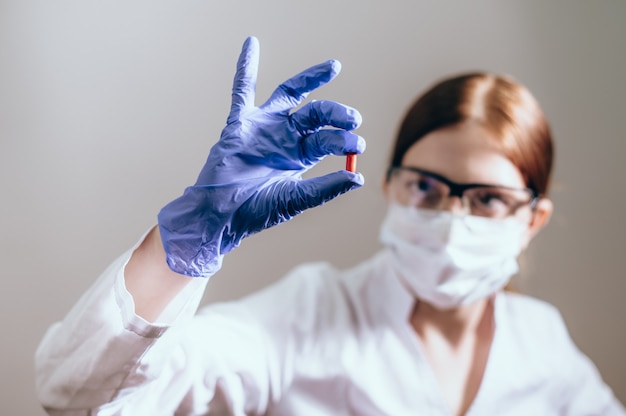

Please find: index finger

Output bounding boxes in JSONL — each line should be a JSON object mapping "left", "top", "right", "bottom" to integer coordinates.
{"left": 227, "top": 36, "right": 260, "bottom": 124}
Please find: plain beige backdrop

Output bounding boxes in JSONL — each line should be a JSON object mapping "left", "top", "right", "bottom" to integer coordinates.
{"left": 1, "top": 1, "right": 624, "bottom": 414}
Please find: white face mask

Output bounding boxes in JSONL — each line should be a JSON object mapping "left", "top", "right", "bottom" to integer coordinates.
{"left": 379, "top": 203, "right": 527, "bottom": 310}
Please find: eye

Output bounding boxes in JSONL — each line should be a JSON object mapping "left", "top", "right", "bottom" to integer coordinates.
{"left": 392, "top": 168, "right": 448, "bottom": 207}
{"left": 414, "top": 178, "right": 435, "bottom": 192}
{"left": 478, "top": 192, "right": 509, "bottom": 206}
{"left": 469, "top": 188, "right": 517, "bottom": 215}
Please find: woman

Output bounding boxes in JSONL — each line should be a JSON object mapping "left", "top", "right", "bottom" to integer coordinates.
{"left": 36, "top": 36, "right": 624, "bottom": 415}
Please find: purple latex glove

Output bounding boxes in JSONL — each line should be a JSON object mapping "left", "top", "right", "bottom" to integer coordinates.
{"left": 157, "top": 36, "right": 366, "bottom": 277}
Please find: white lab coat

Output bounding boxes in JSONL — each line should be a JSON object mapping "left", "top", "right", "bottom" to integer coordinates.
{"left": 36, "top": 234, "right": 625, "bottom": 415}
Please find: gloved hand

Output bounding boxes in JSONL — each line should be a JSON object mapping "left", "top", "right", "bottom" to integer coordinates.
{"left": 157, "top": 36, "right": 366, "bottom": 277}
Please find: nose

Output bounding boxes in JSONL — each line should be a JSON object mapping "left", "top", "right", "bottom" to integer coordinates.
{"left": 441, "top": 196, "right": 467, "bottom": 215}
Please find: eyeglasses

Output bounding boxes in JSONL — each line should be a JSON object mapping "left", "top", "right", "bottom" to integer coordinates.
{"left": 386, "top": 166, "right": 540, "bottom": 219}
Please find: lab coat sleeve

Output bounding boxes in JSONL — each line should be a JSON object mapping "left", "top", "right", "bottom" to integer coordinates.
{"left": 552, "top": 310, "right": 626, "bottom": 415}
{"left": 34, "top": 231, "right": 210, "bottom": 413}
{"left": 35, "top": 233, "right": 327, "bottom": 414}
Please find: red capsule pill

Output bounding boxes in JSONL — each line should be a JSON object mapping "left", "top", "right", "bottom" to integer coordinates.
{"left": 346, "top": 152, "right": 357, "bottom": 172}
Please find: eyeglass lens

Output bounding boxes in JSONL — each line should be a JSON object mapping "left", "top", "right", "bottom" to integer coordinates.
{"left": 390, "top": 167, "right": 534, "bottom": 219}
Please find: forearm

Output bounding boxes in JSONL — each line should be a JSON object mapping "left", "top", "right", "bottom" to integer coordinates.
{"left": 124, "top": 226, "right": 196, "bottom": 322}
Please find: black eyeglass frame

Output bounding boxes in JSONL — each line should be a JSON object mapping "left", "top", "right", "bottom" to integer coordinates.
{"left": 386, "top": 165, "right": 541, "bottom": 210}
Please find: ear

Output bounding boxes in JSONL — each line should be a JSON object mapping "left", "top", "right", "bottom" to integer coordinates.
{"left": 521, "top": 198, "right": 553, "bottom": 249}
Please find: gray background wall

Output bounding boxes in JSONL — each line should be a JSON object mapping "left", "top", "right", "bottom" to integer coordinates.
{"left": 1, "top": 1, "right": 624, "bottom": 413}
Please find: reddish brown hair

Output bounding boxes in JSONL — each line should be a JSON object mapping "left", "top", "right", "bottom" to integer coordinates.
{"left": 388, "top": 72, "right": 553, "bottom": 195}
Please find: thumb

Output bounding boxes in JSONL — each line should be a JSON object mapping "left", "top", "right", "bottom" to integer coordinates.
{"left": 234, "top": 171, "right": 364, "bottom": 240}
{"left": 289, "top": 171, "right": 364, "bottom": 212}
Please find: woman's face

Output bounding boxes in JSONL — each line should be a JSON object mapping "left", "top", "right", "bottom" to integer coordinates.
{"left": 383, "top": 121, "right": 552, "bottom": 247}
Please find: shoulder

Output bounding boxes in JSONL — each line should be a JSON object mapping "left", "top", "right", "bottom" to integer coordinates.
{"left": 499, "top": 291, "right": 566, "bottom": 331}
{"left": 496, "top": 293, "right": 574, "bottom": 379}
{"left": 497, "top": 291, "right": 584, "bottom": 373}
{"left": 270, "top": 252, "right": 387, "bottom": 306}
{"left": 264, "top": 260, "right": 343, "bottom": 311}
{"left": 282, "top": 260, "right": 341, "bottom": 289}
{"left": 254, "top": 254, "right": 389, "bottom": 329}
{"left": 497, "top": 292, "right": 576, "bottom": 362}
{"left": 498, "top": 293, "right": 624, "bottom": 412}
{"left": 225, "top": 260, "right": 356, "bottom": 328}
